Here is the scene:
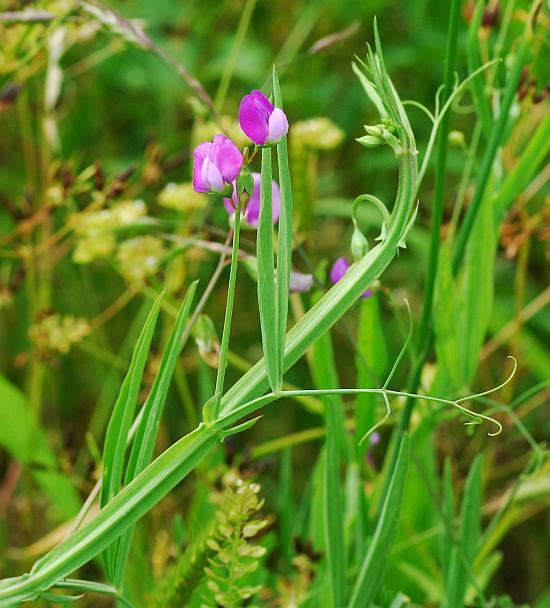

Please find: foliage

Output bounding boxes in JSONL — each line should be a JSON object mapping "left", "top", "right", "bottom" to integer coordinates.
{"left": 1, "top": 0, "right": 549, "bottom": 606}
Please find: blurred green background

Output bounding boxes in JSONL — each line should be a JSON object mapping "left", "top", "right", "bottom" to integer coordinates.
{"left": 1, "top": 0, "right": 549, "bottom": 605}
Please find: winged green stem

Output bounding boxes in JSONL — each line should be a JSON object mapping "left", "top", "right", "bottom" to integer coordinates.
{"left": 273, "top": 67, "right": 293, "bottom": 390}
{"left": 213, "top": 208, "right": 242, "bottom": 419}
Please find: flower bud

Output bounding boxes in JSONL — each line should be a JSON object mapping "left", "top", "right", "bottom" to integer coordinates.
{"left": 351, "top": 226, "right": 369, "bottom": 261}
{"left": 448, "top": 130, "right": 466, "bottom": 148}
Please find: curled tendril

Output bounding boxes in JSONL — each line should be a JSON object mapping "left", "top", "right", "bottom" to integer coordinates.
{"left": 352, "top": 194, "right": 391, "bottom": 231}
{"left": 384, "top": 299, "right": 413, "bottom": 390}
{"left": 455, "top": 356, "right": 518, "bottom": 405}
{"left": 359, "top": 391, "right": 391, "bottom": 446}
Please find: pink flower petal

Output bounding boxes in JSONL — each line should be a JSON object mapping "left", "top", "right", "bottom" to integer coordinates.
{"left": 330, "top": 257, "right": 350, "bottom": 284}
{"left": 201, "top": 157, "right": 224, "bottom": 193}
{"left": 211, "top": 134, "right": 243, "bottom": 183}
{"left": 330, "top": 256, "right": 372, "bottom": 298}
{"left": 267, "top": 108, "right": 289, "bottom": 143}
{"left": 245, "top": 174, "right": 280, "bottom": 227}
{"left": 223, "top": 172, "right": 280, "bottom": 228}
{"left": 239, "top": 95, "right": 269, "bottom": 145}
{"left": 192, "top": 141, "right": 213, "bottom": 193}
{"left": 249, "top": 90, "right": 274, "bottom": 116}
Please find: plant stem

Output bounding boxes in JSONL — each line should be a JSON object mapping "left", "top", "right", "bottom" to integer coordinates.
{"left": 213, "top": 211, "right": 241, "bottom": 419}
{"left": 399, "top": 0, "right": 462, "bottom": 432}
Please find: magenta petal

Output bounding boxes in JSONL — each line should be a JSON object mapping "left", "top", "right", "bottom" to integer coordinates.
{"left": 192, "top": 141, "right": 213, "bottom": 193}
{"left": 211, "top": 134, "right": 243, "bottom": 183}
{"left": 245, "top": 174, "right": 280, "bottom": 227}
{"left": 223, "top": 195, "right": 236, "bottom": 216}
{"left": 249, "top": 89, "right": 274, "bottom": 115}
{"left": 361, "top": 288, "right": 373, "bottom": 299}
{"left": 243, "top": 173, "right": 261, "bottom": 225}
{"left": 239, "top": 96, "right": 269, "bottom": 145}
{"left": 330, "top": 257, "right": 350, "bottom": 284}
{"left": 267, "top": 108, "right": 289, "bottom": 143}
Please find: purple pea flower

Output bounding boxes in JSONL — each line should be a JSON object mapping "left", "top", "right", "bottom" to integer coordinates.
{"left": 223, "top": 172, "right": 280, "bottom": 228}
{"left": 193, "top": 134, "right": 243, "bottom": 194}
{"left": 239, "top": 90, "right": 289, "bottom": 146}
{"left": 330, "top": 256, "right": 372, "bottom": 299}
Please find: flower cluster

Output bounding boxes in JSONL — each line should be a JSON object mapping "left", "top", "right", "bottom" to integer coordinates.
{"left": 72, "top": 199, "right": 147, "bottom": 264}
{"left": 192, "top": 88, "right": 364, "bottom": 301}
{"left": 29, "top": 313, "right": 91, "bottom": 354}
{"left": 192, "top": 90, "right": 288, "bottom": 217}
{"left": 117, "top": 235, "right": 166, "bottom": 285}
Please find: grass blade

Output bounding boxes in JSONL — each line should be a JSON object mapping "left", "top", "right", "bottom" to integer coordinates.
{"left": 324, "top": 398, "right": 346, "bottom": 607}
{"left": 439, "top": 458, "right": 455, "bottom": 581}
{"left": 349, "top": 433, "right": 410, "bottom": 608}
{"left": 466, "top": 0, "right": 493, "bottom": 139}
{"left": 273, "top": 66, "right": 293, "bottom": 389}
{"left": 100, "top": 292, "right": 163, "bottom": 576}
{"left": 458, "top": 187, "right": 496, "bottom": 386}
{"left": 111, "top": 280, "right": 198, "bottom": 585}
{"left": 257, "top": 146, "right": 279, "bottom": 391}
{"left": 494, "top": 111, "right": 550, "bottom": 219}
{"left": 445, "top": 456, "right": 483, "bottom": 607}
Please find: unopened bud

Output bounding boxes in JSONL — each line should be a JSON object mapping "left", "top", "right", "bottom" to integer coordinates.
{"left": 351, "top": 226, "right": 369, "bottom": 261}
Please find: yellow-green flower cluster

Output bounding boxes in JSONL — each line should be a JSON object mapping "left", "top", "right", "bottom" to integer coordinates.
{"left": 158, "top": 182, "right": 207, "bottom": 213}
{"left": 29, "top": 313, "right": 90, "bottom": 354}
{"left": 203, "top": 472, "right": 268, "bottom": 607}
{"left": 72, "top": 200, "right": 147, "bottom": 264}
{"left": 290, "top": 117, "right": 344, "bottom": 150}
{"left": 116, "top": 235, "right": 166, "bottom": 285}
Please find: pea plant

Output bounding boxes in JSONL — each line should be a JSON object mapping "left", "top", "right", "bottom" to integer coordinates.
{"left": 0, "top": 1, "right": 548, "bottom": 606}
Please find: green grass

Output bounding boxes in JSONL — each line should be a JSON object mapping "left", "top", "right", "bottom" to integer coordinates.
{"left": 0, "top": 0, "right": 549, "bottom": 606}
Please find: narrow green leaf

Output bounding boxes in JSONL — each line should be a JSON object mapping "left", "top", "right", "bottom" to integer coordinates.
{"left": 445, "top": 456, "right": 483, "bottom": 608}
{"left": 345, "top": 462, "right": 369, "bottom": 563}
{"left": 439, "top": 458, "right": 455, "bottom": 582}
{"left": 433, "top": 243, "right": 461, "bottom": 390}
{"left": 355, "top": 294, "right": 387, "bottom": 452}
{"left": 494, "top": 112, "right": 550, "bottom": 219}
{"left": 349, "top": 433, "right": 410, "bottom": 608}
{"left": 273, "top": 66, "right": 293, "bottom": 389}
{"left": 311, "top": 322, "right": 350, "bottom": 461}
{"left": 38, "top": 591, "right": 84, "bottom": 604}
{"left": 100, "top": 292, "right": 163, "bottom": 574}
{"left": 220, "top": 415, "right": 261, "bottom": 438}
{"left": 458, "top": 188, "right": 496, "bottom": 386}
{"left": 324, "top": 399, "right": 346, "bottom": 607}
{"left": 466, "top": 0, "right": 493, "bottom": 139}
{"left": 53, "top": 578, "right": 132, "bottom": 607}
{"left": 112, "top": 280, "right": 198, "bottom": 585}
{"left": 257, "top": 146, "right": 279, "bottom": 391}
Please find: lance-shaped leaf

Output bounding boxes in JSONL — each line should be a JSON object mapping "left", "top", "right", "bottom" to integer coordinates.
{"left": 110, "top": 280, "right": 198, "bottom": 585}
{"left": 101, "top": 292, "right": 163, "bottom": 574}
{"left": 349, "top": 433, "right": 410, "bottom": 607}
{"left": 273, "top": 66, "right": 293, "bottom": 388}
{"left": 257, "top": 147, "right": 279, "bottom": 391}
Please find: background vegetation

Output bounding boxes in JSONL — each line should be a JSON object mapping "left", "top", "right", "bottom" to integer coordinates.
{"left": 0, "top": 0, "right": 549, "bottom": 606}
